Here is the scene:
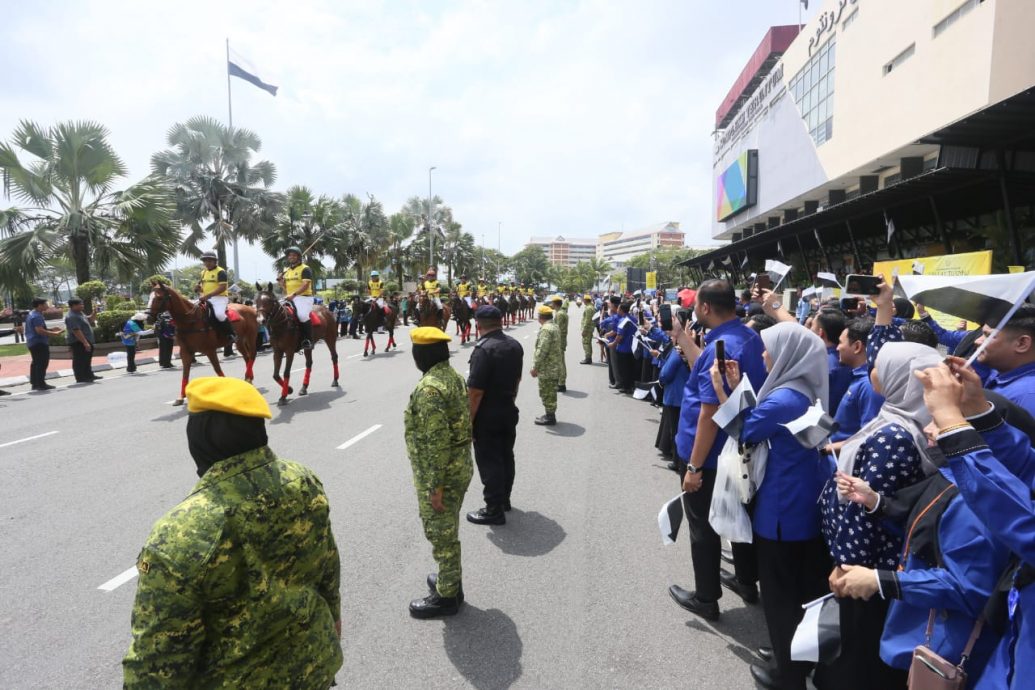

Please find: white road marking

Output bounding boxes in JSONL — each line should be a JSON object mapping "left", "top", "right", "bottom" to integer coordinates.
{"left": 291, "top": 367, "right": 306, "bottom": 373}
{"left": 347, "top": 354, "right": 362, "bottom": 359}
{"left": 523, "top": 335, "right": 529, "bottom": 339}
{"left": 98, "top": 566, "right": 138, "bottom": 592}
{"left": 336, "top": 424, "right": 383, "bottom": 451}
{"left": 0, "top": 430, "right": 60, "bottom": 449}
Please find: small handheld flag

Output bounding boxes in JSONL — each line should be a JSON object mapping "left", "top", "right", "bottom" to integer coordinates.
{"left": 658, "top": 493, "right": 685, "bottom": 545}
{"left": 791, "top": 593, "right": 840, "bottom": 663}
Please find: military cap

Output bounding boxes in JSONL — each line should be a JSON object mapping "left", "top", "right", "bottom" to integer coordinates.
{"left": 186, "top": 377, "right": 272, "bottom": 419}
{"left": 411, "top": 326, "right": 452, "bottom": 345}
{"left": 475, "top": 305, "right": 502, "bottom": 320}
{"left": 537, "top": 305, "right": 554, "bottom": 316}
{"left": 583, "top": 294, "right": 592, "bottom": 301}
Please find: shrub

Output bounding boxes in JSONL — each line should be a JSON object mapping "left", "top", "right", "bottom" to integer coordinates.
{"left": 76, "top": 280, "right": 107, "bottom": 304}
{"left": 105, "top": 295, "right": 141, "bottom": 311}
{"left": 95, "top": 310, "right": 136, "bottom": 343}
{"left": 140, "top": 274, "right": 171, "bottom": 294}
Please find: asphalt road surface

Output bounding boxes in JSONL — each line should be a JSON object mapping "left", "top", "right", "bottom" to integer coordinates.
{"left": 0, "top": 313, "right": 769, "bottom": 689}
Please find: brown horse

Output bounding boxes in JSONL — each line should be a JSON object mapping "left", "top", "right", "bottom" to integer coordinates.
{"left": 147, "top": 282, "right": 258, "bottom": 405}
{"left": 451, "top": 295, "right": 473, "bottom": 344}
{"left": 254, "top": 283, "right": 339, "bottom": 405}
{"left": 361, "top": 297, "right": 400, "bottom": 356}
{"left": 417, "top": 292, "right": 451, "bottom": 330}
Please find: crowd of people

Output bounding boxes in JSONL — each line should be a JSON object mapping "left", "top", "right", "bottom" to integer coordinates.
{"left": 579, "top": 275, "right": 1034, "bottom": 690}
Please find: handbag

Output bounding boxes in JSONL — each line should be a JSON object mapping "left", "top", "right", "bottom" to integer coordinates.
{"left": 907, "top": 610, "right": 982, "bottom": 690}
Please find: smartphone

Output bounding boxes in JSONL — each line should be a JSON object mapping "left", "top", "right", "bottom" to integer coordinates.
{"left": 753, "top": 273, "right": 773, "bottom": 292}
{"left": 659, "top": 304, "right": 673, "bottom": 332}
{"left": 676, "top": 309, "right": 690, "bottom": 328}
{"left": 715, "top": 339, "right": 726, "bottom": 366}
{"left": 845, "top": 274, "right": 883, "bottom": 295}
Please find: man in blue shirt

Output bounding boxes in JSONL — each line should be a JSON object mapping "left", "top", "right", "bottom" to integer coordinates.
{"left": 669, "top": 279, "right": 768, "bottom": 621}
{"left": 601, "top": 297, "right": 620, "bottom": 387}
{"left": 25, "top": 297, "right": 64, "bottom": 391}
{"left": 607, "top": 302, "right": 638, "bottom": 394}
{"left": 976, "top": 304, "right": 1035, "bottom": 417}
{"left": 829, "top": 317, "right": 884, "bottom": 444}
{"left": 810, "top": 309, "right": 853, "bottom": 416}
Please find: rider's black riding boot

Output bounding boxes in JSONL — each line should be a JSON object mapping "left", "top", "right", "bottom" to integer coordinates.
{"left": 222, "top": 318, "right": 236, "bottom": 343}
{"left": 299, "top": 321, "right": 313, "bottom": 350}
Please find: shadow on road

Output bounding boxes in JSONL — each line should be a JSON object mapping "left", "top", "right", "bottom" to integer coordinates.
{"left": 682, "top": 601, "right": 769, "bottom": 657}
{"left": 270, "top": 389, "right": 346, "bottom": 425}
{"left": 486, "top": 509, "right": 565, "bottom": 557}
{"left": 560, "top": 389, "right": 588, "bottom": 399}
{"left": 443, "top": 605, "right": 523, "bottom": 690}
{"left": 545, "top": 422, "right": 584, "bottom": 438}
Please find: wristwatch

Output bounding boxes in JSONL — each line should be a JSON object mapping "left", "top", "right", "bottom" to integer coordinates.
{"left": 771, "top": 301, "right": 782, "bottom": 310}
{"left": 686, "top": 464, "right": 701, "bottom": 475}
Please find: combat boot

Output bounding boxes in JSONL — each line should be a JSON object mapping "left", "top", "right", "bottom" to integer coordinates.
{"left": 409, "top": 590, "right": 461, "bottom": 618}
{"left": 426, "top": 573, "right": 465, "bottom": 603}
{"left": 534, "top": 412, "right": 557, "bottom": 426}
{"left": 580, "top": 358, "right": 592, "bottom": 364}
{"left": 299, "top": 321, "right": 313, "bottom": 350}
{"left": 557, "top": 384, "right": 566, "bottom": 392}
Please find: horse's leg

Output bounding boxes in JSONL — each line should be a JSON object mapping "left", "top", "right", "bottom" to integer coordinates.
{"left": 364, "top": 333, "right": 372, "bottom": 356}
{"left": 173, "top": 347, "right": 192, "bottom": 405}
{"left": 207, "top": 350, "right": 225, "bottom": 378}
{"left": 278, "top": 349, "right": 294, "bottom": 405}
{"left": 300, "top": 347, "right": 313, "bottom": 396}
{"left": 272, "top": 347, "right": 283, "bottom": 389}
{"left": 329, "top": 339, "right": 340, "bottom": 387}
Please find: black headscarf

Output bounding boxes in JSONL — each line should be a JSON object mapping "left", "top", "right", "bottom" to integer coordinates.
{"left": 186, "top": 410, "right": 269, "bottom": 477}
{"left": 412, "top": 342, "right": 450, "bottom": 374}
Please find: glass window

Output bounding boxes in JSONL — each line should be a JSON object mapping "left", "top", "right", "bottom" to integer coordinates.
{"left": 791, "top": 38, "right": 836, "bottom": 146}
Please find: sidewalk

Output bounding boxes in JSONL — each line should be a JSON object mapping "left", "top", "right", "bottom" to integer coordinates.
{"left": 0, "top": 345, "right": 168, "bottom": 387}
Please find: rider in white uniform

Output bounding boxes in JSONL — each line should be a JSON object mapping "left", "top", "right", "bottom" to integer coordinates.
{"left": 196, "top": 251, "right": 234, "bottom": 342}
{"left": 368, "top": 270, "right": 386, "bottom": 310}
{"left": 278, "top": 246, "right": 315, "bottom": 349}
{"left": 421, "top": 267, "right": 443, "bottom": 311}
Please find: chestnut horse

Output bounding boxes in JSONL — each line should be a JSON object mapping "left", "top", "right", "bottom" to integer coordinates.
{"left": 361, "top": 297, "right": 400, "bottom": 356}
{"left": 417, "top": 292, "right": 451, "bottom": 330}
{"left": 254, "top": 283, "right": 340, "bottom": 406}
{"left": 147, "top": 282, "right": 258, "bottom": 405}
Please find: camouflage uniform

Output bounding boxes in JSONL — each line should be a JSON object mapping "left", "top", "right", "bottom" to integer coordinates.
{"left": 123, "top": 446, "right": 342, "bottom": 689}
{"left": 581, "top": 303, "right": 595, "bottom": 362}
{"left": 404, "top": 360, "right": 473, "bottom": 598}
{"left": 534, "top": 321, "right": 562, "bottom": 413}
{"left": 553, "top": 305, "right": 568, "bottom": 387}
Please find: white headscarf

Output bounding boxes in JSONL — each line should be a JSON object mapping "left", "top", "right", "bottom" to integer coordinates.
{"left": 757, "top": 322, "right": 830, "bottom": 406}
{"left": 837, "top": 341, "right": 944, "bottom": 477}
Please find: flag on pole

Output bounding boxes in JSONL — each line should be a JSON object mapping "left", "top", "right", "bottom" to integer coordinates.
{"left": 741, "top": 253, "right": 750, "bottom": 270}
{"left": 885, "top": 212, "right": 896, "bottom": 244}
{"left": 777, "top": 240, "right": 785, "bottom": 258}
{"left": 816, "top": 272, "right": 842, "bottom": 290}
{"left": 912, "top": 260, "right": 925, "bottom": 275}
{"left": 896, "top": 272, "right": 1035, "bottom": 326}
{"left": 791, "top": 594, "right": 840, "bottom": 663}
{"left": 658, "top": 493, "right": 686, "bottom": 544}
{"left": 783, "top": 399, "right": 839, "bottom": 449}
{"left": 813, "top": 228, "right": 824, "bottom": 250}
{"left": 228, "top": 48, "right": 278, "bottom": 96}
{"left": 765, "top": 259, "right": 793, "bottom": 287}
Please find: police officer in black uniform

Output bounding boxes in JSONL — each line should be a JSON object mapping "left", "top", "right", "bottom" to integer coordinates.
{"left": 466, "top": 305, "right": 524, "bottom": 525}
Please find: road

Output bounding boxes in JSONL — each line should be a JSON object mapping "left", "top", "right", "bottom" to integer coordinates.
{"left": 0, "top": 312, "right": 768, "bottom": 689}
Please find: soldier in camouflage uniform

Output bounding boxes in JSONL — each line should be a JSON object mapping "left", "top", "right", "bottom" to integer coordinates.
{"left": 548, "top": 295, "right": 569, "bottom": 392}
{"left": 123, "top": 377, "right": 342, "bottom": 689}
{"left": 531, "top": 304, "right": 562, "bottom": 426}
{"left": 580, "top": 294, "right": 595, "bottom": 364}
{"left": 404, "top": 326, "right": 474, "bottom": 618}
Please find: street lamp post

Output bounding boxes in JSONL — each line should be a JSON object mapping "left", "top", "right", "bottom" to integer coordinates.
{"left": 428, "top": 166, "right": 436, "bottom": 271}
{"left": 497, "top": 221, "right": 502, "bottom": 281}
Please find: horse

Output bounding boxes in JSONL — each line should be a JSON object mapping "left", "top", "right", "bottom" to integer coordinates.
{"left": 417, "top": 292, "right": 451, "bottom": 330}
{"left": 147, "top": 282, "right": 258, "bottom": 405}
{"left": 492, "top": 293, "right": 510, "bottom": 327}
{"left": 254, "top": 283, "right": 339, "bottom": 406}
{"left": 361, "top": 298, "right": 400, "bottom": 356}
{"left": 451, "top": 295, "right": 473, "bottom": 344}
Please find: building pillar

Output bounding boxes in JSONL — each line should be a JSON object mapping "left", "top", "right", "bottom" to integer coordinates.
{"left": 997, "top": 149, "right": 1023, "bottom": 265}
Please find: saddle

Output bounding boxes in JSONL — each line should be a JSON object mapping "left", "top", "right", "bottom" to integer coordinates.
{"left": 281, "top": 302, "right": 322, "bottom": 326}
{"left": 205, "top": 302, "right": 240, "bottom": 324}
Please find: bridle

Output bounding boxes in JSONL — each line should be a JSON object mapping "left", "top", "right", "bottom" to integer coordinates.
{"left": 148, "top": 285, "right": 212, "bottom": 335}
{"left": 257, "top": 291, "right": 292, "bottom": 331}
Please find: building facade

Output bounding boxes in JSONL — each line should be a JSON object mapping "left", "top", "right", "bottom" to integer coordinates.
{"left": 687, "top": 0, "right": 1035, "bottom": 283}
{"left": 596, "top": 222, "right": 686, "bottom": 268}
{"left": 526, "top": 236, "right": 597, "bottom": 268}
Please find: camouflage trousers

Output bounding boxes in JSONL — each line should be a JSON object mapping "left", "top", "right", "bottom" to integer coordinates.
{"left": 417, "top": 479, "right": 471, "bottom": 598}
{"left": 538, "top": 375, "right": 558, "bottom": 413}
{"left": 558, "top": 346, "right": 567, "bottom": 387}
{"left": 582, "top": 332, "right": 593, "bottom": 362}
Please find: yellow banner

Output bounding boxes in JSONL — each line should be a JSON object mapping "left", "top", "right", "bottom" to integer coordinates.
{"left": 646, "top": 271, "right": 657, "bottom": 290}
{"left": 1009, "top": 265, "right": 1025, "bottom": 274}
{"left": 873, "top": 250, "right": 993, "bottom": 330}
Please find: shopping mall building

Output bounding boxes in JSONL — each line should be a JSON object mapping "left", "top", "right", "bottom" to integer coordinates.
{"left": 681, "top": 0, "right": 1035, "bottom": 284}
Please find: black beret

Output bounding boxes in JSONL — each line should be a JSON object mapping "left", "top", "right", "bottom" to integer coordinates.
{"left": 475, "top": 305, "right": 502, "bottom": 320}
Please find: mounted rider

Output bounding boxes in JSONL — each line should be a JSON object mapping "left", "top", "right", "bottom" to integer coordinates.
{"left": 421, "top": 266, "right": 443, "bottom": 312}
{"left": 196, "top": 251, "right": 235, "bottom": 343}
{"left": 368, "top": 270, "right": 387, "bottom": 310}
{"left": 457, "top": 274, "right": 473, "bottom": 308}
{"left": 278, "top": 246, "right": 315, "bottom": 349}
{"left": 476, "top": 278, "right": 488, "bottom": 302}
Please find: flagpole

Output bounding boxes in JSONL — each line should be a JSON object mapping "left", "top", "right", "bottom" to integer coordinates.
{"left": 226, "top": 37, "right": 240, "bottom": 281}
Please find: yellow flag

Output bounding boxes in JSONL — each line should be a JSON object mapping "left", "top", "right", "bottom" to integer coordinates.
{"left": 646, "top": 271, "right": 657, "bottom": 289}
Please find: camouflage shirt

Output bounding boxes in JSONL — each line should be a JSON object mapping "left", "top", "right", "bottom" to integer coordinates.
{"left": 123, "top": 446, "right": 342, "bottom": 689}
{"left": 554, "top": 308, "right": 569, "bottom": 349}
{"left": 404, "top": 361, "right": 473, "bottom": 492}
{"left": 534, "top": 322, "right": 563, "bottom": 378}
{"left": 581, "top": 303, "right": 596, "bottom": 335}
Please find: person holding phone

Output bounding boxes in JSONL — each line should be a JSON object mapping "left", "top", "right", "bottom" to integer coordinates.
{"left": 668, "top": 280, "right": 767, "bottom": 622}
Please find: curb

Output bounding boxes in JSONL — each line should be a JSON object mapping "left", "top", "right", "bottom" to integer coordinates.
{"left": 0, "top": 353, "right": 179, "bottom": 388}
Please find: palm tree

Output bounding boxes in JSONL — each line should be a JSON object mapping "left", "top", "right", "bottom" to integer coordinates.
{"left": 510, "top": 245, "right": 551, "bottom": 286}
{"left": 586, "top": 256, "right": 612, "bottom": 290}
{"left": 387, "top": 212, "right": 415, "bottom": 284}
{"left": 261, "top": 186, "right": 344, "bottom": 280}
{"left": 151, "top": 115, "right": 282, "bottom": 268}
{"left": 0, "top": 120, "right": 178, "bottom": 310}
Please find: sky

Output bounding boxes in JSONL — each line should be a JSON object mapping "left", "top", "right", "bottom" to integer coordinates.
{"left": 0, "top": 0, "right": 816, "bottom": 282}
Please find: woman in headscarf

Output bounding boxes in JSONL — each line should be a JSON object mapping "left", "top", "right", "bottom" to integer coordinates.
{"left": 815, "top": 341, "right": 944, "bottom": 689}
{"left": 712, "top": 322, "right": 833, "bottom": 690}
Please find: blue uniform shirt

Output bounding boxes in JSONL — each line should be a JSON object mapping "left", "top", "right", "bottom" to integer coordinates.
{"left": 827, "top": 346, "right": 853, "bottom": 416}
{"left": 615, "top": 315, "right": 637, "bottom": 354}
{"left": 920, "top": 314, "right": 969, "bottom": 352}
{"left": 674, "top": 318, "right": 767, "bottom": 469}
{"left": 25, "top": 310, "right": 48, "bottom": 347}
{"left": 831, "top": 365, "right": 885, "bottom": 442}
{"left": 740, "top": 388, "right": 825, "bottom": 541}
{"left": 659, "top": 347, "right": 690, "bottom": 408}
{"left": 986, "top": 362, "right": 1035, "bottom": 419}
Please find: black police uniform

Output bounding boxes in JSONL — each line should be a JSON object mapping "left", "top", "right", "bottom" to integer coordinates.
{"left": 467, "top": 326, "right": 524, "bottom": 513}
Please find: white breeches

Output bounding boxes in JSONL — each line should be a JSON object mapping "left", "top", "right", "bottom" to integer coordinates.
{"left": 208, "top": 296, "right": 229, "bottom": 321}
{"left": 293, "top": 296, "right": 314, "bottom": 322}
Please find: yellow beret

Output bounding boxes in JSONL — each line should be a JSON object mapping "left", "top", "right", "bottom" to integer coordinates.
{"left": 537, "top": 305, "right": 554, "bottom": 316}
{"left": 186, "top": 377, "right": 271, "bottom": 419}
{"left": 411, "top": 326, "right": 452, "bottom": 345}
{"left": 583, "top": 294, "right": 592, "bottom": 300}
{"left": 549, "top": 294, "right": 563, "bottom": 303}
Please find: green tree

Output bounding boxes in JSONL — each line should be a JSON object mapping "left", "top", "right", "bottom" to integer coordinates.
{"left": 261, "top": 186, "right": 343, "bottom": 279}
{"left": 151, "top": 115, "right": 282, "bottom": 268}
{"left": 626, "top": 247, "right": 705, "bottom": 288}
{"left": 510, "top": 245, "right": 551, "bottom": 286}
{"left": 75, "top": 279, "right": 107, "bottom": 305}
{"left": 586, "top": 257, "right": 612, "bottom": 290}
{"left": 387, "top": 212, "right": 415, "bottom": 284}
{"left": 0, "top": 120, "right": 178, "bottom": 312}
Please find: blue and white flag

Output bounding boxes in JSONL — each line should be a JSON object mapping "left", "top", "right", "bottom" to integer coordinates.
{"left": 228, "top": 48, "right": 278, "bottom": 96}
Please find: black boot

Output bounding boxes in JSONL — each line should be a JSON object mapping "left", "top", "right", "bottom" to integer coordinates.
{"left": 299, "top": 321, "right": 313, "bottom": 350}
{"left": 222, "top": 319, "right": 236, "bottom": 344}
{"left": 409, "top": 590, "right": 461, "bottom": 618}
{"left": 534, "top": 412, "right": 557, "bottom": 426}
{"left": 466, "top": 506, "right": 506, "bottom": 525}
{"left": 426, "top": 573, "right": 465, "bottom": 603}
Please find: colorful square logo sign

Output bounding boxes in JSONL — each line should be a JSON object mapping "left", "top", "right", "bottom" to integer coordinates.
{"left": 716, "top": 150, "right": 758, "bottom": 221}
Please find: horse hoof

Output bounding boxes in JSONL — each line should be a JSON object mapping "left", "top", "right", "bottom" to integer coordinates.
{"left": 331, "top": 380, "right": 340, "bottom": 387}
{"left": 277, "top": 398, "right": 289, "bottom": 406}
{"left": 363, "top": 352, "right": 368, "bottom": 357}
{"left": 299, "top": 389, "right": 307, "bottom": 396}
{"left": 172, "top": 399, "right": 184, "bottom": 406}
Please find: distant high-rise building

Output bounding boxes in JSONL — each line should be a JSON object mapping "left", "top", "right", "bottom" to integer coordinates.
{"left": 597, "top": 222, "right": 686, "bottom": 268}
{"left": 526, "top": 235, "right": 598, "bottom": 267}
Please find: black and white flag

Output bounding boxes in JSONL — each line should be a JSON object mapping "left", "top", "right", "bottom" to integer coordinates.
{"left": 783, "top": 399, "right": 839, "bottom": 449}
{"left": 791, "top": 593, "right": 841, "bottom": 663}
{"left": 658, "top": 493, "right": 686, "bottom": 545}
{"left": 885, "top": 212, "right": 896, "bottom": 244}
{"left": 765, "top": 259, "right": 793, "bottom": 289}
{"left": 816, "top": 272, "right": 842, "bottom": 290}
